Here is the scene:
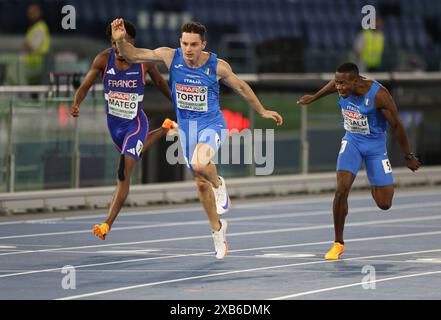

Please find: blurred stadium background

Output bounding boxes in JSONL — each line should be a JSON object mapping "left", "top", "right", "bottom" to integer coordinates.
{"left": 0, "top": 0, "right": 440, "bottom": 202}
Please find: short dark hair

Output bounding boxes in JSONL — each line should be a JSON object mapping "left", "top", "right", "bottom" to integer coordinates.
{"left": 336, "top": 62, "right": 359, "bottom": 78}
{"left": 106, "top": 20, "right": 136, "bottom": 40}
{"left": 181, "top": 21, "right": 206, "bottom": 41}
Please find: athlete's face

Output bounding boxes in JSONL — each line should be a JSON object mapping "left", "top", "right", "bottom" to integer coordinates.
{"left": 334, "top": 72, "right": 358, "bottom": 98}
{"left": 111, "top": 35, "right": 134, "bottom": 62}
{"left": 180, "top": 32, "right": 206, "bottom": 64}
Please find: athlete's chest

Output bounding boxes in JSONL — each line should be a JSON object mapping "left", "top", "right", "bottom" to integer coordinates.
{"left": 339, "top": 96, "right": 377, "bottom": 135}
{"left": 171, "top": 64, "right": 216, "bottom": 86}
{"left": 339, "top": 96, "right": 375, "bottom": 115}
{"left": 104, "top": 64, "right": 143, "bottom": 90}
{"left": 104, "top": 63, "right": 144, "bottom": 120}
{"left": 171, "top": 67, "right": 218, "bottom": 113}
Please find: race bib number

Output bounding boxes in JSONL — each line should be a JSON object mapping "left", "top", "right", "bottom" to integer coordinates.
{"left": 136, "top": 140, "right": 143, "bottom": 156}
{"left": 175, "top": 84, "right": 208, "bottom": 112}
{"left": 106, "top": 91, "right": 139, "bottom": 119}
{"left": 382, "top": 159, "right": 392, "bottom": 174}
{"left": 342, "top": 109, "right": 370, "bottom": 135}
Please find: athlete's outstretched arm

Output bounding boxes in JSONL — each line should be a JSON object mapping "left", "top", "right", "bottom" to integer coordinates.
{"left": 218, "top": 59, "right": 283, "bottom": 126}
{"left": 145, "top": 63, "right": 172, "bottom": 102}
{"left": 112, "top": 18, "right": 173, "bottom": 64}
{"left": 71, "top": 52, "right": 107, "bottom": 117}
{"left": 297, "top": 79, "right": 337, "bottom": 105}
{"left": 376, "top": 88, "right": 421, "bottom": 172}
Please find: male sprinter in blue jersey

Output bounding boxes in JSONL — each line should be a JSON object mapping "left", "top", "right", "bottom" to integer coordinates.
{"left": 71, "top": 20, "right": 177, "bottom": 240}
{"left": 111, "top": 19, "right": 283, "bottom": 259}
{"left": 298, "top": 63, "right": 421, "bottom": 260}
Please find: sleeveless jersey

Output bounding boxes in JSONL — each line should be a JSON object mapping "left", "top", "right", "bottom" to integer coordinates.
{"left": 169, "top": 48, "right": 223, "bottom": 124}
{"left": 103, "top": 49, "right": 145, "bottom": 123}
{"left": 338, "top": 80, "right": 387, "bottom": 142}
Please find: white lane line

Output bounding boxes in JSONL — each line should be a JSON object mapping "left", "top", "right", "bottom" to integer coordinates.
{"left": 1, "top": 211, "right": 441, "bottom": 258}
{"left": 270, "top": 270, "right": 441, "bottom": 300}
{"left": 0, "top": 200, "right": 439, "bottom": 241}
{"left": 257, "top": 253, "right": 317, "bottom": 258}
{"left": 48, "top": 268, "right": 433, "bottom": 273}
{"left": 408, "top": 258, "right": 441, "bottom": 263}
{"left": 1, "top": 188, "right": 439, "bottom": 226}
{"left": 230, "top": 230, "right": 441, "bottom": 254}
{"left": 56, "top": 248, "right": 441, "bottom": 300}
{"left": 95, "top": 249, "right": 161, "bottom": 254}
{"left": 1, "top": 230, "right": 441, "bottom": 280}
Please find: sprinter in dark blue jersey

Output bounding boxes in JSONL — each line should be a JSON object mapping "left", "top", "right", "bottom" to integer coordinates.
{"left": 298, "top": 63, "right": 421, "bottom": 260}
{"left": 111, "top": 19, "right": 283, "bottom": 259}
{"left": 71, "top": 20, "right": 176, "bottom": 240}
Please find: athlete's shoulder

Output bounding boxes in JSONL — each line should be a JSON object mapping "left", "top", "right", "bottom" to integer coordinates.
{"left": 362, "top": 78, "right": 383, "bottom": 94}
{"left": 93, "top": 48, "right": 111, "bottom": 69}
{"left": 145, "top": 47, "right": 175, "bottom": 66}
{"left": 217, "top": 58, "right": 230, "bottom": 66}
{"left": 97, "top": 48, "right": 112, "bottom": 59}
{"left": 155, "top": 47, "right": 176, "bottom": 58}
{"left": 152, "top": 47, "right": 176, "bottom": 68}
{"left": 361, "top": 77, "right": 375, "bottom": 87}
{"left": 216, "top": 58, "right": 232, "bottom": 77}
{"left": 374, "top": 82, "right": 393, "bottom": 109}
{"left": 375, "top": 82, "right": 391, "bottom": 97}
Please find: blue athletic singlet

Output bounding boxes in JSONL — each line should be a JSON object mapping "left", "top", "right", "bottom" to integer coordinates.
{"left": 169, "top": 48, "right": 227, "bottom": 169}
{"left": 103, "top": 49, "right": 148, "bottom": 161}
{"left": 337, "top": 80, "right": 393, "bottom": 186}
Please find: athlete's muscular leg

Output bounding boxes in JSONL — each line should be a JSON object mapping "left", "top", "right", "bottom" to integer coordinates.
{"left": 142, "top": 127, "right": 168, "bottom": 153}
{"left": 191, "top": 143, "right": 221, "bottom": 187}
{"left": 105, "top": 155, "right": 137, "bottom": 228}
{"left": 371, "top": 185, "right": 394, "bottom": 210}
{"left": 333, "top": 171, "right": 357, "bottom": 243}
{"left": 191, "top": 143, "right": 222, "bottom": 232}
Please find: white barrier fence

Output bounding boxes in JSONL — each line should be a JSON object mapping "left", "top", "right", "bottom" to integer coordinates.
{"left": 1, "top": 166, "right": 440, "bottom": 215}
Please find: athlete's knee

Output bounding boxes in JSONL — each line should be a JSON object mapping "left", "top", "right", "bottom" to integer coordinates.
{"left": 372, "top": 188, "right": 393, "bottom": 210}
{"left": 191, "top": 162, "right": 209, "bottom": 174}
{"left": 377, "top": 200, "right": 392, "bottom": 210}
{"left": 334, "top": 186, "right": 350, "bottom": 200}
{"left": 195, "top": 177, "right": 210, "bottom": 193}
{"left": 334, "top": 192, "right": 349, "bottom": 209}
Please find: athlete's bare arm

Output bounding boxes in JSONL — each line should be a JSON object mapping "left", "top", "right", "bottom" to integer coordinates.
{"left": 375, "top": 87, "right": 421, "bottom": 171}
{"left": 112, "top": 18, "right": 174, "bottom": 67}
{"left": 71, "top": 50, "right": 108, "bottom": 117}
{"left": 297, "top": 79, "right": 337, "bottom": 105}
{"left": 217, "top": 59, "right": 283, "bottom": 126}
